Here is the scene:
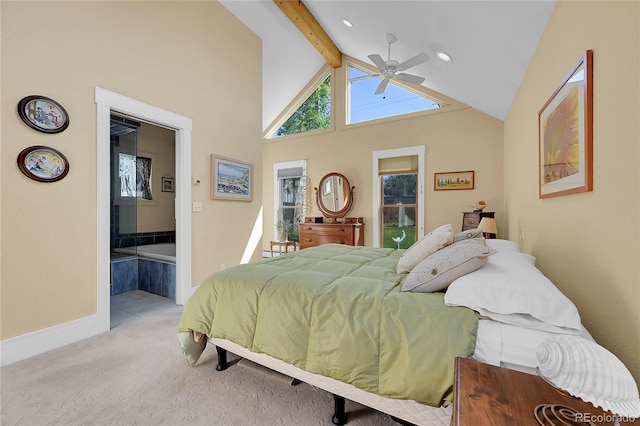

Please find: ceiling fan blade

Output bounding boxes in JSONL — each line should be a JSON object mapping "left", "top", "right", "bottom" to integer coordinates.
{"left": 396, "top": 73, "right": 425, "bottom": 85}
{"left": 368, "top": 54, "right": 387, "bottom": 70}
{"left": 399, "top": 52, "right": 429, "bottom": 71}
{"left": 375, "top": 77, "right": 391, "bottom": 95}
{"left": 349, "top": 74, "right": 377, "bottom": 83}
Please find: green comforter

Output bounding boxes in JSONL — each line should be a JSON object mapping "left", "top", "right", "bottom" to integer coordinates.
{"left": 178, "top": 244, "right": 477, "bottom": 407}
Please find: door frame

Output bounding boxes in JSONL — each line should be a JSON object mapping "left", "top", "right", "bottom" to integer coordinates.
{"left": 95, "top": 87, "right": 193, "bottom": 332}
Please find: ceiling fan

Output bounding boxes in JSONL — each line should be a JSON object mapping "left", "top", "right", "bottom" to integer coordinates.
{"left": 367, "top": 33, "right": 429, "bottom": 95}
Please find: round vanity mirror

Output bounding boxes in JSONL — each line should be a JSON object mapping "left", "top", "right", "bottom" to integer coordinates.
{"left": 315, "top": 172, "right": 354, "bottom": 219}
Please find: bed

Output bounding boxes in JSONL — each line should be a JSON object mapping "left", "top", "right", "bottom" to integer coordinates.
{"left": 178, "top": 227, "right": 589, "bottom": 425}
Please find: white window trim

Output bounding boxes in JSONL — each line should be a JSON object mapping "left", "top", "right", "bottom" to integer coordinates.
{"left": 264, "top": 65, "right": 334, "bottom": 140}
{"left": 372, "top": 146, "right": 425, "bottom": 248}
{"left": 273, "top": 159, "right": 307, "bottom": 241}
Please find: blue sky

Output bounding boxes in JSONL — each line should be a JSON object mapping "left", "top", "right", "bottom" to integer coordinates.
{"left": 348, "top": 66, "right": 441, "bottom": 124}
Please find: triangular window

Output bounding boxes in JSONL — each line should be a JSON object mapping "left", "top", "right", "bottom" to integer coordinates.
{"left": 268, "top": 75, "right": 331, "bottom": 139}
{"left": 348, "top": 65, "right": 442, "bottom": 124}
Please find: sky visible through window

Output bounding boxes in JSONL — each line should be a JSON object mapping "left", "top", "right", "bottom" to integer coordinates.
{"left": 349, "top": 66, "right": 441, "bottom": 124}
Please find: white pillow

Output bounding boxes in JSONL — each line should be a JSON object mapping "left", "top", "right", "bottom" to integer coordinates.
{"left": 451, "top": 228, "right": 483, "bottom": 243}
{"left": 402, "top": 239, "right": 494, "bottom": 293}
{"left": 485, "top": 239, "right": 520, "bottom": 253}
{"left": 444, "top": 251, "right": 582, "bottom": 334}
{"left": 396, "top": 223, "right": 452, "bottom": 274}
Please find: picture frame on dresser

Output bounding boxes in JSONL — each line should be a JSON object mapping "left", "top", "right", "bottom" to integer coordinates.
{"left": 538, "top": 49, "right": 593, "bottom": 199}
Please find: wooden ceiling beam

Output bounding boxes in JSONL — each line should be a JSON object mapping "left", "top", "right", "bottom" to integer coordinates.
{"left": 273, "top": 0, "right": 342, "bottom": 68}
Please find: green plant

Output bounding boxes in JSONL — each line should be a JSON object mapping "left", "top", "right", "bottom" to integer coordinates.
{"left": 275, "top": 220, "right": 293, "bottom": 241}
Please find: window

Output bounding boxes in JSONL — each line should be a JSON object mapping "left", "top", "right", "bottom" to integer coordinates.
{"left": 268, "top": 75, "right": 331, "bottom": 139}
{"left": 348, "top": 65, "right": 442, "bottom": 124}
{"left": 372, "top": 147, "right": 425, "bottom": 248}
{"left": 381, "top": 173, "right": 417, "bottom": 249}
{"left": 273, "top": 160, "right": 308, "bottom": 242}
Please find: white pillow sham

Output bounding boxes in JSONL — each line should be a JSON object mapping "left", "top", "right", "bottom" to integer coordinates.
{"left": 396, "top": 223, "right": 452, "bottom": 274}
{"left": 444, "top": 251, "right": 582, "bottom": 334}
{"left": 402, "top": 239, "right": 493, "bottom": 293}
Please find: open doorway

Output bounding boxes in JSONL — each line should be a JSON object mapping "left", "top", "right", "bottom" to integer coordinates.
{"left": 95, "top": 87, "right": 192, "bottom": 332}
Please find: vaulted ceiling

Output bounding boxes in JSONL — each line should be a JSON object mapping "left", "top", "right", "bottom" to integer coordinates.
{"left": 219, "top": 1, "right": 556, "bottom": 130}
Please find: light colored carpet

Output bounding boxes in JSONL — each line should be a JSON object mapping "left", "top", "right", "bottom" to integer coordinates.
{"left": 0, "top": 291, "right": 396, "bottom": 425}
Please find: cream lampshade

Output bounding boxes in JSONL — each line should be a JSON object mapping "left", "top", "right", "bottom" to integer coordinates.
{"left": 478, "top": 217, "right": 497, "bottom": 238}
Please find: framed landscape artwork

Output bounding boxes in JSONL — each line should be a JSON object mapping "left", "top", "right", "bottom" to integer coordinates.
{"left": 210, "top": 154, "right": 253, "bottom": 201}
{"left": 434, "top": 171, "right": 474, "bottom": 191}
{"left": 538, "top": 50, "right": 593, "bottom": 199}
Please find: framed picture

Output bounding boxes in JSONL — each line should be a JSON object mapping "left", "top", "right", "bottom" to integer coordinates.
{"left": 434, "top": 171, "right": 474, "bottom": 190}
{"left": 538, "top": 50, "right": 593, "bottom": 199}
{"left": 17, "top": 95, "right": 70, "bottom": 134}
{"left": 161, "top": 176, "right": 174, "bottom": 193}
{"left": 17, "top": 145, "right": 70, "bottom": 182}
{"left": 210, "top": 154, "right": 253, "bottom": 201}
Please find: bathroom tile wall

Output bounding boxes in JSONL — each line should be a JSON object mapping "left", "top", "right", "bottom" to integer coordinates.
{"left": 139, "top": 258, "right": 175, "bottom": 299}
{"left": 111, "top": 257, "right": 138, "bottom": 295}
{"left": 111, "top": 257, "right": 175, "bottom": 300}
{"left": 111, "top": 230, "right": 176, "bottom": 250}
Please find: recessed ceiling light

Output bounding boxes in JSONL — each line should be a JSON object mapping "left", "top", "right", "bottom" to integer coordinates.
{"left": 436, "top": 51, "right": 452, "bottom": 62}
{"left": 342, "top": 18, "right": 353, "bottom": 28}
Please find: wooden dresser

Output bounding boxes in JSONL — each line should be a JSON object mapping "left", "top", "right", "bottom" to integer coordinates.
{"left": 461, "top": 211, "right": 494, "bottom": 231}
{"left": 452, "top": 357, "right": 638, "bottom": 426}
{"left": 299, "top": 217, "right": 364, "bottom": 249}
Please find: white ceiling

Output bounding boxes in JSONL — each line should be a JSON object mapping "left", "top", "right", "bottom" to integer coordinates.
{"left": 220, "top": 0, "right": 556, "bottom": 130}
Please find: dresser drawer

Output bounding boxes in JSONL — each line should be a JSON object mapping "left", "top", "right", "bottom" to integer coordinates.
{"left": 300, "top": 224, "right": 351, "bottom": 235}
{"left": 461, "top": 212, "right": 495, "bottom": 232}
{"left": 299, "top": 222, "right": 361, "bottom": 249}
{"left": 300, "top": 233, "right": 353, "bottom": 247}
{"left": 462, "top": 215, "right": 481, "bottom": 227}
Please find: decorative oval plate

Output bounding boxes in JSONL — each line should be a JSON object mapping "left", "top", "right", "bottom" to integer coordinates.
{"left": 17, "top": 95, "right": 69, "bottom": 133}
{"left": 17, "top": 146, "right": 69, "bottom": 182}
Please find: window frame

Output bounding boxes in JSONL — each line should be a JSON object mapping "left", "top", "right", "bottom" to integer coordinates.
{"left": 346, "top": 62, "right": 444, "bottom": 125}
{"left": 380, "top": 173, "right": 418, "bottom": 250}
{"left": 372, "top": 146, "right": 425, "bottom": 248}
{"left": 346, "top": 57, "right": 458, "bottom": 126}
{"left": 273, "top": 159, "right": 308, "bottom": 242}
{"left": 264, "top": 66, "right": 334, "bottom": 140}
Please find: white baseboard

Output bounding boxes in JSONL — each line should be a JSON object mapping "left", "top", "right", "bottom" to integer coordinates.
{"left": 0, "top": 314, "right": 103, "bottom": 367}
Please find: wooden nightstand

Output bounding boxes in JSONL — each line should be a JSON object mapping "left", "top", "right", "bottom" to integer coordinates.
{"left": 452, "top": 357, "right": 638, "bottom": 425}
{"left": 461, "top": 211, "right": 494, "bottom": 232}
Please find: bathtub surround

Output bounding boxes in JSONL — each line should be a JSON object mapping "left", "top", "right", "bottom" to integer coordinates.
{"left": 111, "top": 256, "right": 175, "bottom": 299}
{"left": 112, "top": 230, "right": 175, "bottom": 251}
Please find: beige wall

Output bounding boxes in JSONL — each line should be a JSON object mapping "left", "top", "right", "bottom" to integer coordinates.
{"left": 262, "top": 64, "right": 504, "bottom": 251}
{"left": 504, "top": 1, "right": 640, "bottom": 381}
{"left": 1, "top": 1, "right": 262, "bottom": 339}
{"left": 136, "top": 123, "right": 176, "bottom": 233}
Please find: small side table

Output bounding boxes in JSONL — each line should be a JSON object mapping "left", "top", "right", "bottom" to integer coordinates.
{"left": 270, "top": 240, "right": 297, "bottom": 257}
{"left": 452, "top": 357, "right": 637, "bottom": 425}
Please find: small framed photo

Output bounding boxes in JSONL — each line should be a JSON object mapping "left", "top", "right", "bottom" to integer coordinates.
{"left": 538, "top": 50, "right": 593, "bottom": 199}
{"left": 434, "top": 171, "right": 474, "bottom": 191}
{"left": 17, "top": 95, "right": 70, "bottom": 134}
{"left": 161, "top": 176, "right": 174, "bottom": 193}
{"left": 17, "top": 145, "right": 70, "bottom": 182}
{"left": 210, "top": 154, "right": 253, "bottom": 201}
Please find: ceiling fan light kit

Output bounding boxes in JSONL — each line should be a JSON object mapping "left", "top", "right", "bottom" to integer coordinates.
{"left": 368, "top": 33, "right": 429, "bottom": 95}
